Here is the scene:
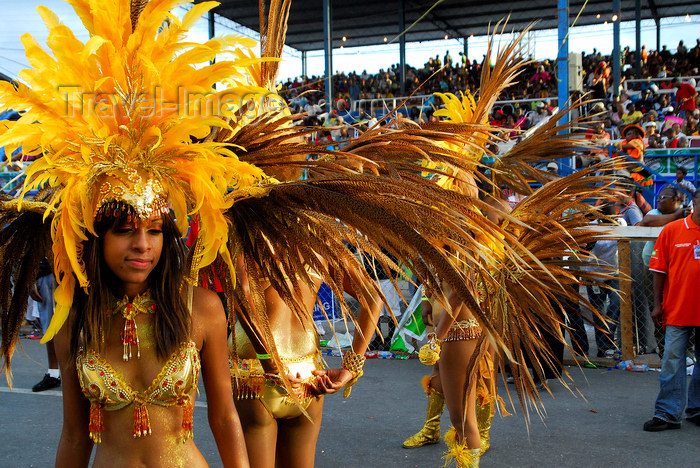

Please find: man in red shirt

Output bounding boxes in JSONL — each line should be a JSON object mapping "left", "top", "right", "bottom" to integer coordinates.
{"left": 644, "top": 189, "right": 700, "bottom": 431}
{"left": 673, "top": 78, "right": 698, "bottom": 117}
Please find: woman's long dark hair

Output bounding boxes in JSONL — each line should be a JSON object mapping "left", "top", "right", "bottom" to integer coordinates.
{"left": 70, "top": 203, "right": 190, "bottom": 360}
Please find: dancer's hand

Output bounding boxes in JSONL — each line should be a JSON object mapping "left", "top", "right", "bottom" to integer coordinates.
{"left": 286, "top": 372, "right": 303, "bottom": 390}
{"left": 310, "top": 368, "right": 353, "bottom": 395}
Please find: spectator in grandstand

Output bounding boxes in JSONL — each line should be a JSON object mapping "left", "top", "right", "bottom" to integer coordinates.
{"left": 642, "top": 109, "right": 659, "bottom": 124}
{"left": 581, "top": 121, "right": 611, "bottom": 168}
{"left": 643, "top": 121, "right": 659, "bottom": 145}
{"left": 611, "top": 103, "right": 626, "bottom": 128}
{"left": 681, "top": 112, "right": 698, "bottom": 136}
{"left": 637, "top": 89, "right": 656, "bottom": 114}
{"left": 616, "top": 176, "right": 644, "bottom": 226}
{"left": 677, "top": 136, "right": 690, "bottom": 148}
{"left": 502, "top": 114, "right": 521, "bottom": 141}
{"left": 673, "top": 78, "right": 698, "bottom": 117}
{"left": 531, "top": 65, "right": 552, "bottom": 98}
{"left": 604, "top": 117, "right": 621, "bottom": 140}
{"left": 458, "top": 51, "right": 467, "bottom": 68}
{"left": 662, "top": 125, "right": 681, "bottom": 149}
{"left": 444, "top": 50, "right": 452, "bottom": 68}
{"left": 617, "top": 125, "right": 653, "bottom": 188}
{"left": 527, "top": 102, "right": 550, "bottom": 128}
{"left": 655, "top": 94, "right": 675, "bottom": 120}
{"left": 622, "top": 103, "right": 643, "bottom": 126}
{"left": 673, "top": 122, "right": 687, "bottom": 138}
{"left": 590, "top": 61, "right": 609, "bottom": 101}
{"left": 648, "top": 134, "right": 664, "bottom": 149}
{"left": 641, "top": 45, "right": 649, "bottom": 64}
{"left": 673, "top": 167, "right": 697, "bottom": 206}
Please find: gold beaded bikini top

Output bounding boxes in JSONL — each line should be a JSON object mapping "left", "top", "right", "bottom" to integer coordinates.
{"left": 76, "top": 341, "right": 200, "bottom": 442}
{"left": 76, "top": 341, "right": 200, "bottom": 411}
{"left": 74, "top": 287, "right": 200, "bottom": 442}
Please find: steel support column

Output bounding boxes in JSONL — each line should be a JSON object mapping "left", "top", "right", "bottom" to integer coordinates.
{"left": 399, "top": 0, "right": 406, "bottom": 95}
{"left": 613, "top": 0, "right": 621, "bottom": 98}
{"left": 209, "top": 11, "right": 215, "bottom": 68}
{"left": 656, "top": 20, "right": 661, "bottom": 51}
{"left": 301, "top": 51, "right": 307, "bottom": 78}
{"left": 557, "top": 0, "right": 569, "bottom": 130}
{"left": 635, "top": 0, "right": 641, "bottom": 79}
{"left": 323, "top": 0, "right": 333, "bottom": 114}
{"left": 463, "top": 36, "right": 468, "bottom": 63}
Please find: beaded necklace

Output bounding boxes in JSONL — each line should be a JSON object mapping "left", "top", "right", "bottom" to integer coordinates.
{"left": 107, "top": 291, "right": 157, "bottom": 361}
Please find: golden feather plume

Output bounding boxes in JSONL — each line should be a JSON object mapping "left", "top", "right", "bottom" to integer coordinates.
{"left": 0, "top": 189, "right": 55, "bottom": 385}
{"left": 258, "top": 0, "right": 292, "bottom": 91}
{"left": 0, "top": 0, "right": 272, "bottom": 349}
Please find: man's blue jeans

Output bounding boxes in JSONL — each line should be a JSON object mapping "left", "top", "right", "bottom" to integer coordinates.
{"left": 654, "top": 325, "right": 700, "bottom": 423}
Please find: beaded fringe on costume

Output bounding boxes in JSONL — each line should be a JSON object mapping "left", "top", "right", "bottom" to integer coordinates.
{"left": 89, "top": 403, "right": 105, "bottom": 443}
{"left": 133, "top": 403, "right": 152, "bottom": 438}
{"left": 232, "top": 372, "right": 314, "bottom": 404}
{"left": 181, "top": 398, "right": 194, "bottom": 440}
{"left": 121, "top": 316, "right": 139, "bottom": 361}
{"left": 88, "top": 397, "right": 196, "bottom": 443}
{"left": 443, "top": 319, "right": 482, "bottom": 342}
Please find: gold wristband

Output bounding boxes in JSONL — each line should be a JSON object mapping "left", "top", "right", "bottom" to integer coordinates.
{"left": 341, "top": 351, "right": 366, "bottom": 398}
{"left": 341, "top": 350, "right": 366, "bottom": 375}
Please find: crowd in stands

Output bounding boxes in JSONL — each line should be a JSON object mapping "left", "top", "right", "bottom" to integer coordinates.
{"left": 279, "top": 39, "right": 700, "bottom": 159}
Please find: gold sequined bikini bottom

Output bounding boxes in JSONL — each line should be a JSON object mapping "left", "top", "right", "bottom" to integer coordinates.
{"left": 231, "top": 352, "right": 322, "bottom": 419}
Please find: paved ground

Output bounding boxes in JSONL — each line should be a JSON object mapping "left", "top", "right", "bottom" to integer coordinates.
{"left": 1, "top": 336, "right": 698, "bottom": 468}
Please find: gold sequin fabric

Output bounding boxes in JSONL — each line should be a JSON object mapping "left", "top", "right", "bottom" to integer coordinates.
{"left": 443, "top": 319, "right": 482, "bottom": 342}
{"left": 231, "top": 352, "right": 322, "bottom": 418}
{"left": 76, "top": 341, "right": 200, "bottom": 440}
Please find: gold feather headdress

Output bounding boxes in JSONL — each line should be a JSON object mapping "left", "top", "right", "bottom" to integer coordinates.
{"left": 0, "top": 0, "right": 273, "bottom": 370}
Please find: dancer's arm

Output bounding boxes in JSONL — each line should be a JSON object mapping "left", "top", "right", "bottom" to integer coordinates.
{"left": 312, "top": 265, "right": 382, "bottom": 394}
{"left": 54, "top": 319, "right": 93, "bottom": 468}
{"left": 433, "top": 290, "right": 463, "bottom": 341}
{"left": 194, "top": 287, "right": 250, "bottom": 468}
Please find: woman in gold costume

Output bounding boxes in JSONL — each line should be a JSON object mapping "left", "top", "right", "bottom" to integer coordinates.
{"left": 398, "top": 31, "right": 621, "bottom": 466}
{"left": 0, "top": 1, "right": 274, "bottom": 466}
{"left": 52, "top": 199, "right": 247, "bottom": 468}
{"left": 404, "top": 194, "right": 508, "bottom": 463}
{"left": 229, "top": 253, "right": 381, "bottom": 468}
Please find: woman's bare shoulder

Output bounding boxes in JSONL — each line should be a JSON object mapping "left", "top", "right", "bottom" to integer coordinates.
{"left": 190, "top": 286, "right": 225, "bottom": 320}
{"left": 188, "top": 286, "right": 227, "bottom": 346}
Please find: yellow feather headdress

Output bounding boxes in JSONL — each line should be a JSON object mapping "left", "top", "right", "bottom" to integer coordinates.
{"left": 0, "top": 0, "right": 272, "bottom": 342}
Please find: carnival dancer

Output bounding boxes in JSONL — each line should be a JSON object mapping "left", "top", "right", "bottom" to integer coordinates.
{"left": 399, "top": 31, "right": 621, "bottom": 465}
{"left": 0, "top": 1, "right": 275, "bottom": 466}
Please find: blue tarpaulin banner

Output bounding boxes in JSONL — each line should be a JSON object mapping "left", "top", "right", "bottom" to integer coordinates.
{"left": 313, "top": 283, "right": 338, "bottom": 321}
